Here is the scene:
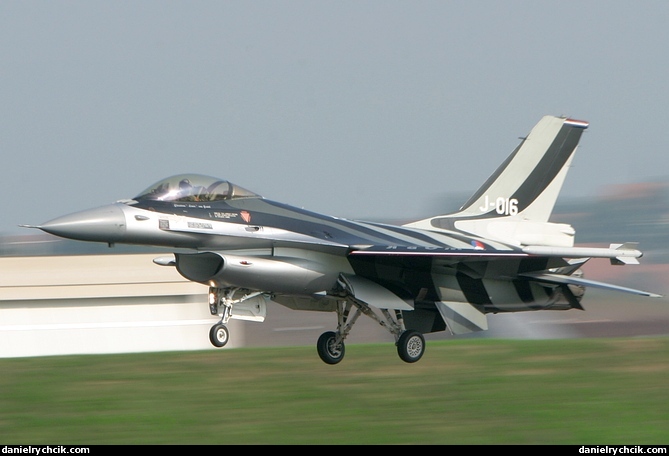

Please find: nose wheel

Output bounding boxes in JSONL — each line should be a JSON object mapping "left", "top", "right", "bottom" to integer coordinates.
{"left": 209, "top": 323, "right": 230, "bottom": 348}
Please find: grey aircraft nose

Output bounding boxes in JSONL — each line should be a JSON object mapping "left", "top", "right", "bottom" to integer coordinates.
{"left": 36, "top": 204, "right": 127, "bottom": 243}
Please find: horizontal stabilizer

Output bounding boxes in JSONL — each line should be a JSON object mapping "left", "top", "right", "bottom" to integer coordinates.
{"left": 435, "top": 301, "right": 488, "bottom": 335}
{"left": 520, "top": 272, "right": 662, "bottom": 298}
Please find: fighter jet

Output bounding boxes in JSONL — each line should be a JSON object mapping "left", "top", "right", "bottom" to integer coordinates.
{"left": 26, "top": 115, "right": 661, "bottom": 364}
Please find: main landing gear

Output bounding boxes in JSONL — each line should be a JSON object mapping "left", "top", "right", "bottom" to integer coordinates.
{"left": 206, "top": 286, "right": 426, "bottom": 365}
{"left": 315, "top": 298, "right": 425, "bottom": 365}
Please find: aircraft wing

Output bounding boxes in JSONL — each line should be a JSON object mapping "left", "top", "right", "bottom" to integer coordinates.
{"left": 347, "top": 243, "right": 662, "bottom": 298}
{"left": 348, "top": 245, "right": 529, "bottom": 258}
{"left": 348, "top": 242, "right": 644, "bottom": 262}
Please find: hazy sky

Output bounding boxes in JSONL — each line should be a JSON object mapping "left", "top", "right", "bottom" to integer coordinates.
{"left": 2, "top": 1, "right": 669, "bottom": 235}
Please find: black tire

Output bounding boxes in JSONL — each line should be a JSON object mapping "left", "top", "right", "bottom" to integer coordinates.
{"left": 209, "top": 323, "right": 230, "bottom": 348}
{"left": 397, "top": 330, "right": 425, "bottom": 363}
{"left": 316, "top": 331, "right": 345, "bottom": 364}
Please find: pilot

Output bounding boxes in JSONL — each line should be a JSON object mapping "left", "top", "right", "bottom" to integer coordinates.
{"left": 178, "top": 179, "right": 194, "bottom": 200}
{"left": 178, "top": 178, "right": 206, "bottom": 201}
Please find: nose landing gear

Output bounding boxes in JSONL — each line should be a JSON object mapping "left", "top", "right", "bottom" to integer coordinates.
{"left": 207, "top": 287, "right": 266, "bottom": 349}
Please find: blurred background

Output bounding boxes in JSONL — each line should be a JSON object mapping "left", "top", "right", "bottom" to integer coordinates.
{"left": 2, "top": 1, "right": 669, "bottom": 235}
{"left": 2, "top": 1, "right": 669, "bottom": 348}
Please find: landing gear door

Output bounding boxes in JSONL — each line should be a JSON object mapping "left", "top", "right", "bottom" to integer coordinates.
{"left": 230, "top": 295, "right": 268, "bottom": 322}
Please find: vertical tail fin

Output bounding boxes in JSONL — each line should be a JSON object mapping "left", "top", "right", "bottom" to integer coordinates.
{"left": 457, "top": 116, "right": 588, "bottom": 221}
{"left": 405, "top": 116, "right": 589, "bottom": 247}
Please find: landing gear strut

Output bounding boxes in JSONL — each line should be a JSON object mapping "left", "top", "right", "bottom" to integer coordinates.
{"left": 207, "top": 287, "right": 265, "bottom": 348}
{"left": 316, "top": 297, "right": 426, "bottom": 365}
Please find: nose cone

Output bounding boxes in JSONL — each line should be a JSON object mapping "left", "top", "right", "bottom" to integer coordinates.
{"left": 38, "top": 204, "right": 127, "bottom": 243}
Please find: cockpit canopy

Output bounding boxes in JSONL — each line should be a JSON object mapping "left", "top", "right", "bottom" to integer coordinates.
{"left": 134, "top": 174, "right": 261, "bottom": 203}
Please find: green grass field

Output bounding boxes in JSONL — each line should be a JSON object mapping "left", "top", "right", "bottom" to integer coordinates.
{"left": 1, "top": 337, "right": 668, "bottom": 444}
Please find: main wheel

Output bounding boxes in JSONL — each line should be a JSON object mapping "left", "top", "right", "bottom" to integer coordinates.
{"left": 397, "top": 330, "right": 425, "bottom": 363}
{"left": 316, "top": 331, "right": 345, "bottom": 364}
{"left": 209, "top": 323, "right": 230, "bottom": 348}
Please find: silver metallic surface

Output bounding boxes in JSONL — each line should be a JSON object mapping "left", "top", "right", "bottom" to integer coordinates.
{"left": 38, "top": 204, "right": 127, "bottom": 243}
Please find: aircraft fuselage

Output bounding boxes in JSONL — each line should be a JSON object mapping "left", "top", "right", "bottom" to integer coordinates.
{"left": 28, "top": 117, "right": 660, "bottom": 364}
